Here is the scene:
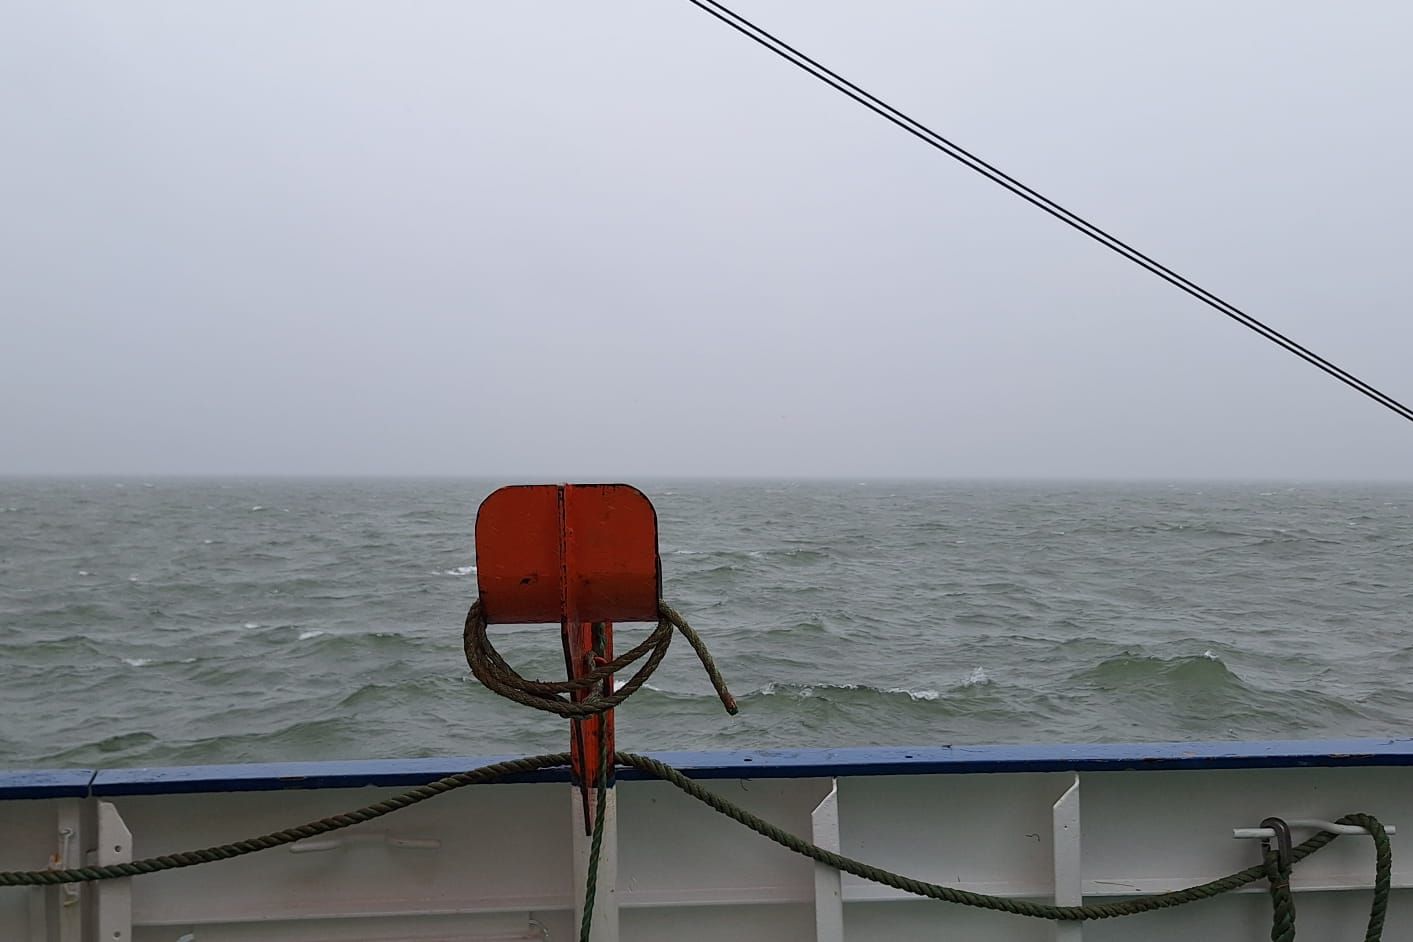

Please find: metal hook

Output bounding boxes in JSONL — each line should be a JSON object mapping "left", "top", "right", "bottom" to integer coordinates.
{"left": 1260, "top": 816, "right": 1293, "bottom": 872}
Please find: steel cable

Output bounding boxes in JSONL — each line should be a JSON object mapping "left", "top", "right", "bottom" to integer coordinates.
{"left": 683, "top": 0, "right": 1413, "bottom": 425}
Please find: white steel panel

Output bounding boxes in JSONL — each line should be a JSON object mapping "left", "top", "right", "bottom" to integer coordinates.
{"left": 117, "top": 783, "right": 571, "bottom": 930}
{"left": 847, "top": 899, "right": 1055, "bottom": 941}
{"left": 1079, "top": 767, "right": 1410, "bottom": 895}
{"left": 837, "top": 771, "right": 1075, "bottom": 901}
{"left": 616, "top": 777, "right": 829, "bottom": 909}
{"left": 1083, "top": 888, "right": 1408, "bottom": 942}
{"left": 129, "top": 912, "right": 549, "bottom": 941}
{"left": 621, "top": 902, "right": 814, "bottom": 941}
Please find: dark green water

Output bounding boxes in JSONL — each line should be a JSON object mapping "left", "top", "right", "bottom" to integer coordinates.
{"left": 2, "top": 478, "right": 1410, "bottom": 770}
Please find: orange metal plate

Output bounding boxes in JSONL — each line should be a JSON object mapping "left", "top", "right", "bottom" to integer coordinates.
{"left": 474, "top": 484, "right": 661, "bottom": 624}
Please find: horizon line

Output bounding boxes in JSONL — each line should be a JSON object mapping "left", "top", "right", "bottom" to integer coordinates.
{"left": 4, "top": 472, "right": 1413, "bottom": 486}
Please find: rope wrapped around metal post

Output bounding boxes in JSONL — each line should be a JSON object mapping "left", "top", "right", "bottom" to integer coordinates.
{"left": 1262, "top": 817, "right": 1296, "bottom": 942}
{"left": 579, "top": 733, "right": 611, "bottom": 942}
{"left": 1265, "top": 848, "right": 1296, "bottom": 942}
{"left": 463, "top": 599, "right": 738, "bottom": 718}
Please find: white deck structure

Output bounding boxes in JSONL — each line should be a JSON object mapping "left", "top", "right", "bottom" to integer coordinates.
{"left": 3, "top": 738, "right": 1407, "bottom": 941}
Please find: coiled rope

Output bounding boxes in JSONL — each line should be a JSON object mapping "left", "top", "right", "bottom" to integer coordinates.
{"left": 463, "top": 599, "right": 738, "bottom": 717}
{"left": 464, "top": 597, "right": 738, "bottom": 938}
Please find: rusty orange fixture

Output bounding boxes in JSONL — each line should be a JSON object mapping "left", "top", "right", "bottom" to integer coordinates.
{"left": 474, "top": 483, "right": 661, "bottom": 822}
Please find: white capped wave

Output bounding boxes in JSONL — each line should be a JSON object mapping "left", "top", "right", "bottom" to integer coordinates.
{"left": 443, "top": 565, "right": 477, "bottom": 576}
{"left": 889, "top": 686, "right": 941, "bottom": 701}
{"left": 250, "top": 505, "right": 264, "bottom": 511}
{"left": 1202, "top": 650, "right": 1219, "bottom": 660}
{"left": 121, "top": 657, "right": 151, "bottom": 667}
{"left": 963, "top": 666, "right": 990, "bottom": 687}
{"left": 298, "top": 629, "right": 326, "bottom": 641}
{"left": 243, "top": 622, "right": 260, "bottom": 629}
{"left": 758, "top": 682, "right": 940, "bottom": 702}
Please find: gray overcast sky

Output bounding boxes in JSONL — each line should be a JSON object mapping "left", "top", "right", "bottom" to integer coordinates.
{"left": 3, "top": 1, "right": 1412, "bottom": 479}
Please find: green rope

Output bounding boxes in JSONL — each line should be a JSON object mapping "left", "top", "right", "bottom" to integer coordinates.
{"left": 579, "top": 630, "right": 613, "bottom": 942}
{"left": 0, "top": 752, "right": 570, "bottom": 886}
{"left": 0, "top": 750, "right": 1392, "bottom": 942}
{"left": 1350, "top": 813, "right": 1393, "bottom": 942}
{"left": 615, "top": 751, "right": 1391, "bottom": 928}
{"left": 1265, "top": 848, "right": 1295, "bottom": 942}
{"left": 464, "top": 600, "right": 738, "bottom": 718}
{"left": 579, "top": 735, "right": 611, "bottom": 942}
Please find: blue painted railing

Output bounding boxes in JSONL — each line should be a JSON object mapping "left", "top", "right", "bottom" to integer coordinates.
{"left": 3, "top": 738, "right": 1411, "bottom": 800}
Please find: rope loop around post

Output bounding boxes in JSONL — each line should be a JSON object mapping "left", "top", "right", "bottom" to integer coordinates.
{"left": 463, "top": 599, "right": 737, "bottom": 718}
{"left": 1264, "top": 848, "right": 1296, "bottom": 942}
{"left": 1261, "top": 817, "right": 1296, "bottom": 941}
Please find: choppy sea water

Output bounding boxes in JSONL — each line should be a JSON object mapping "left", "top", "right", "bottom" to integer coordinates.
{"left": 1, "top": 478, "right": 1410, "bottom": 771}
